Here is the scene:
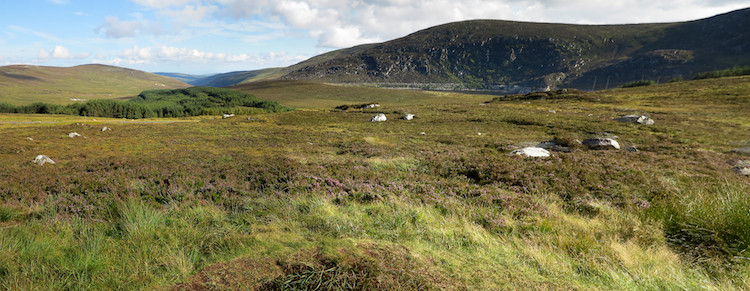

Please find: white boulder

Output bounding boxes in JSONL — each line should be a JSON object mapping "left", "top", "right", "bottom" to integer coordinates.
{"left": 403, "top": 114, "right": 415, "bottom": 120}
{"left": 615, "top": 115, "right": 654, "bottom": 125}
{"left": 371, "top": 113, "right": 387, "bottom": 122}
{"left": 101, "top": 126, "right": 111, "bottom": 132}
{"left": 583, "top": 138, "right": 620, "bottom": 150}
{"left": 222, "top": 114, "right": 235, "bottom": 119}
{"left": 33, "top": 155, "right": 55, "bottom": 165}
{"left": 67, "top": 132, "right": 82, "bottom": 138}
{"left": 511, "top": 147, "right": 550, "bottom": 158}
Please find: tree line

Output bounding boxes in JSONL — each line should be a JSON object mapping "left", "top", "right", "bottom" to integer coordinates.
{"left": 0, "top": 87, "right": 292, "bottom": 119}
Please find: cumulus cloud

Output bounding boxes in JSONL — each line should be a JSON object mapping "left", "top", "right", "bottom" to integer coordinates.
{"left": 38, "top": 45, "right": 91, "bottom": 60}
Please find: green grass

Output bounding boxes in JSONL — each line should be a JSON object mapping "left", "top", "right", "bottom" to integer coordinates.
{"left": 1, "top": 76, "right": 749, "bottom": 289}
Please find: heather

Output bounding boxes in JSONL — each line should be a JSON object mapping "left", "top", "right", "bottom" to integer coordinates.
{"left": 1, "top": 76, "right": 749, "bottom": 290}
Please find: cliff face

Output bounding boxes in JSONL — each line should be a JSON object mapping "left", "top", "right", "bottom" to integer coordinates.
{"left": 278, "top": 8, "right": 750, "bottom": 92}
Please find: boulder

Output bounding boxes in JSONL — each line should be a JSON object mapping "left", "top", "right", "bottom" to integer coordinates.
{"left": 222, "top": 114, "right": 235, "bottom": 119}
{"left": 101, "top": 126, "right": 111, "bottom": 132}
{"left": 33, "top": 155, "right": 55, "bottom": 165}
{"left": 583, "top": 138, "right": 620, "bottom": 150}
{"left": 403, "top": 114, "right": 415, "bottom": 120}
{"left": 615, "top": 115, "right": 654, "bottom": 125}
{"left": 371, "top": 113, "right": 387, "bottom": 122}
{"left": 67, "top": 132, "right": 82, "bottom": 138}
{"left": 511, "top": 147, "right": 550, "bottom": 158}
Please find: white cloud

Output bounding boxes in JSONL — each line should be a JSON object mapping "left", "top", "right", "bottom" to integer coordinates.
{"left": 46, "top": 0, "right": 68, "bottom": 4}
{"left": 97, "top": 16, "right": 145, "bottom": 38}
{"left": 38, "top": 45, "right": 91, "bottom": 60}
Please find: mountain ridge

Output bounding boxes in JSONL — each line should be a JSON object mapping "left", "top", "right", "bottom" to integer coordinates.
{"left": 203, "top": 7, "right": 749, "bottom": 92}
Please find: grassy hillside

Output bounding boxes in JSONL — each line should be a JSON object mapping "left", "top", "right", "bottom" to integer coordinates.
{"left": 0, "top": 64, "right": 190, "bottom": 105}
{"left": 0, "top": 76, "right": 749, "bottom": 289}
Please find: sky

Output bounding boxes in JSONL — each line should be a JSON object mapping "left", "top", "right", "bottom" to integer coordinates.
{"left": 1, "top": 0, "right": 747, "bottom": 75}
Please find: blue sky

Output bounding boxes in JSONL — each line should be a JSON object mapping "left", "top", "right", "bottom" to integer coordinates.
{"left": 1, "top": 0, "right": 747, "bottom": 75}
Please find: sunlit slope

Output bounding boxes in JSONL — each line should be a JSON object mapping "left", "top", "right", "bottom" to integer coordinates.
{"left": 0, "top": 64, "right": 190, "bottom": 105}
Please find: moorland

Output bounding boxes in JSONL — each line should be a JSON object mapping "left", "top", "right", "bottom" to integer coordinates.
{"left": 1, "top": 74, "right": 749, "bottom": 290}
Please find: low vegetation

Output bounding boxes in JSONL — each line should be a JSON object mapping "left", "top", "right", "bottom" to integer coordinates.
{"left": 0, "top": 87, "right": 291, "bottom": 119}
{"left": 1, "top": 76, "right": 749, "bottom": 289}
{"left": 620, "top": 79, "right": 656, "bottom": 88}
{"left": 694, "top": 65, "right": 750, "bottom": 80}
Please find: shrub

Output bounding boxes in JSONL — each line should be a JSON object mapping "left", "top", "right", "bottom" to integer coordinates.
{"left": 621, "top": 80, "right": 656, "bottom": 88}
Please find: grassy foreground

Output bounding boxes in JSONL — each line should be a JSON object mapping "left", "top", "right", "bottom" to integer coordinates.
{"left": 1, "top": 77, "right": 749, "bottom": 290}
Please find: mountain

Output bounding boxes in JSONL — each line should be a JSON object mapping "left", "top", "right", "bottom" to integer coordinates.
{"left": 153, "top": 72, "right": 208, "bottom": 84}
{"left": 271, "top": 7, "right": 750, "bottom": 92}
{"left": 190, "top": 68, "right": 286, "bottom": 87}
{"left": 0, "top": 64, "right": 190, "bottom": 105}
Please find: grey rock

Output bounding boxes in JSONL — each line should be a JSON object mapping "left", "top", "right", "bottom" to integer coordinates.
{"left": 371, "top": 113, "right": 387, "bottom": 122}
{"left": 583, "top": 138, "right": 620, "bottom": 150}
{"left": 624, "top": 146, "right": 639, "bottom": 152}
{"left": 67, "top": 132, "right": 82, "bottom": 138}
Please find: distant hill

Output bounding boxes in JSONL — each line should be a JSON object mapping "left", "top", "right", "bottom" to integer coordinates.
{"left": 190, "top": 68, "right": 286, "bottom": 87}
{"left": 265, "top": 7, "right": 749, "bottom": 92}
{"left": 0, "top": 64, "right": 190, "bottom": 105}
{"left": 153, "top": 72, "right": 208, "bottom": 84}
